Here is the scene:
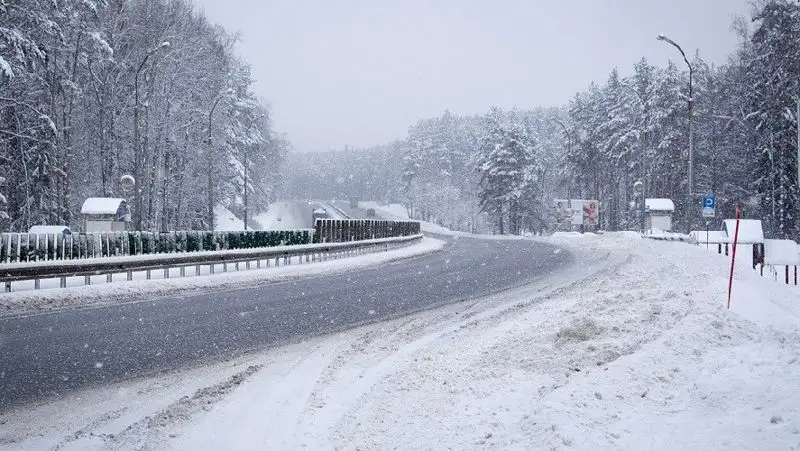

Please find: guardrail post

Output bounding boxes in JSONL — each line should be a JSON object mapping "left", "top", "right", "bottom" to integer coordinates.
{"left": 245, "top": 261, "right": 250, "bottom": 270}
{"left": 196, "top": 265, "right": 201, "bottom": 276}
{"left": 164, "top": 267, "right": 170, "bottom": 279}
{"left": 257, "top": 259, "right": 261, "bottom": 269}
{"left": 106, "top": 274, "right": 113, "bottom": 283}
{"left": 180, "top": 266, "right": 186, "bottom": 277}
{"left": 84, "top": 275, "right": 91, "bottom": 286}
{"left": 223, "top": 263, "right": 228, "bottom": 273}
{"left": 235, "top": 262, "right": 240, "bottom": 271}
{"left": 127, "top": 270, "right": 133, "bottom": 281}
{"left": 210, "top": 264, "right": 215, "bottom": 274}
{"left": 34, "top": 279, "right": 40, "bottom": 290}
{"left": 4, "top": 281, "right": 10, "bottom": 292}
{"left": 60, "top": 276, "right": 66, "bottom": 288}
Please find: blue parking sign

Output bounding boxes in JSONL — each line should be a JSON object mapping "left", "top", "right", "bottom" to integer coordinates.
{"left": 702, "top": 195, "right": 716, "bottom": 218}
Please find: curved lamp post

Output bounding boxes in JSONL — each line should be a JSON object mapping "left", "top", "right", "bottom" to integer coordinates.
{"left": 657, "top": 33, "right": 694, "bottom": 234}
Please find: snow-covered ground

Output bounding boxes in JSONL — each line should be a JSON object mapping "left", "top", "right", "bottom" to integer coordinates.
{"left": 359, "top": 201, "right": 454, "bottom": 234}
{"left": 252, "top": 201, "right": 310, "bottom": 230}
{"left": 0, "top": 237, "right": 443, "bottom": 318}
{"left": 213, "top": 205, "right": 245, "bottom": 231}
{"left": 3, "top": 234, "right": 800, "bottom": 450}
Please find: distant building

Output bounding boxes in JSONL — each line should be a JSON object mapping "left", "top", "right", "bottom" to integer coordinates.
{"left": 645, "top": 198, "right": 675, "bottom": 232}
{"left": 80, "top": 198, "right": 131, "bottom": 232}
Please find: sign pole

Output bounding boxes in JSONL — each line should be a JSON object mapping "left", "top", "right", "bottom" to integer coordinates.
{"left": 727, "top": 205, "right": 742, "bottom": 310}
{"left": 705, "top": 220, "right": 709, "bottom": 249}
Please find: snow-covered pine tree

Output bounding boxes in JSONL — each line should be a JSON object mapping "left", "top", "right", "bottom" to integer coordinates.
{"left": 745, "top": 0, "right": 800, "bottom": 238}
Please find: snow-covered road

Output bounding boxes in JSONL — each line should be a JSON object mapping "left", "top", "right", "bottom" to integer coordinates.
{"left": 2, "top": 233, "right": 799, "bottom": 450}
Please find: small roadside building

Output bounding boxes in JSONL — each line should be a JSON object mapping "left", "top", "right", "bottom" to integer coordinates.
{"left": 645, "top": 198, "right": 675, "bottom": 232}
{"left": 80, "top": 197, "right": 131, "bottom": 232}
{"left": 723, "top": 219, "right": 765, "bottom": 268}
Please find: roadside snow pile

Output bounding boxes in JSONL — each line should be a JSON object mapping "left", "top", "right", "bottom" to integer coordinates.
{"left": 359, "top": 201, "right": 409, "bottom": 219}
{"left": 359, "top": 201, "right": 454, "bottom": 235}
{"left": 213, "top": 205, "right": 244, "bottom": 231}
{"left": 253, "top": 202, "right": 308, "bottom": 230}
{"left": 4, "top": 235, "right": 799, "bottom": 450}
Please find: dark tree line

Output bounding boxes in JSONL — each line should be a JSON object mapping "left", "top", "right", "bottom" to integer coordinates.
{"left": 0, "top": 0, "right": 288, "bottom": 232}
{"left": 289, "top": 0, "right": 800, "bottom": 238}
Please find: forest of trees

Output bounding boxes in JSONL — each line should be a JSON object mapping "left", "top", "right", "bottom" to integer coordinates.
{"left": 0, "top": 0, "right": 289, "bottom": 233}
{"left": 287, "top": 0, "right": 800, "bottom": 239}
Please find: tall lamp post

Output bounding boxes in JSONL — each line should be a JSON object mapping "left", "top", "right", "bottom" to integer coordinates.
{"left": 133, "top": 41, "right": 170, "bottom": 231}
{"left": 242, "top": 113, "right": 266, "bottom": 231}
{"left": 622, "top": 84, "right": 648, "bottom": 234}
{"left": 205, "top": 89, "right": 233, "bottom": 231}
{"left": 552, "top": 117, "right": 572, "bottom": 217}
{"left": 657, "top": 33, "right": 694, "bottom": 234}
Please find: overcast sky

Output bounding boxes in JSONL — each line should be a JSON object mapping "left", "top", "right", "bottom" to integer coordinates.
{"left": 192, "top": 0, "right": 752, "bottom": 152}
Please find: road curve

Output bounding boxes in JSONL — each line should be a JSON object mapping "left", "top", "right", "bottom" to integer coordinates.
{"left": 0, "top": 236, "right": 572, "bottom": 409}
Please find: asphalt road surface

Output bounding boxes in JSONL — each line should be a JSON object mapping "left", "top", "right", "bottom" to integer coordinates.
{"left": 0, "top": 235, "right": 571, "bottom": 409}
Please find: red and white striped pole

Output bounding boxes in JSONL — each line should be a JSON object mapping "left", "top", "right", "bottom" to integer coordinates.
{"left": 727, "top": 205, "right": 742, "bottom": 310}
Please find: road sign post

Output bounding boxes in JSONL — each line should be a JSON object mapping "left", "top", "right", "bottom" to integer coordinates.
{"left": 702, "top": 195, "right": 716, "bottom": 219}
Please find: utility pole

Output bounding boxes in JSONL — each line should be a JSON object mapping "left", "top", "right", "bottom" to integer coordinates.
{"left": 132, "top": 41, "right": 169, "bottom": 231}
{"left": 206, "top": 90, "right": 231, "bottom": 231}
{"left": 622, "top": 84, "right": 648, "bottom": 234}
{"left": 242, "top": 113, "right": 267, "bottom": 231}
{"left": 658, "top": 34, "right": 694, "bottom": 234}
{"left": 552, "top": 118, "right": 572, "bottom": 229}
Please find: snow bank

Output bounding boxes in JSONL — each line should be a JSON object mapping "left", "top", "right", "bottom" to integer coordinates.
{"left": 254, "top": 201, "right": 310, "bottom": 230}
{"left": 213, "top": 205, "right": 244, "bottom": 231}
{"left": 357, "top": 201, "right": 453, "bottom": 235}
{"left": 4, "top": 235, "right": 800, "bottom": 450}
{"left": 358, "top": 201, "right": 409, "bottom": 220}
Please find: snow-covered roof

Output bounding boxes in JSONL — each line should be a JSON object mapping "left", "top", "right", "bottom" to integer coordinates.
{"left": 81, "top": 197, "right": 126, "bottom": 215}
{"left": 645, "top": 198, "right": 675, "bottom": 212}
{"left": 312, "top": 208, "right": 327, "bottom": 214}
{"left": 28, "top": 225, "right": 71, "bottom": 234}
{"left": 764, "top": 239, "right": 800, "bottom": 266}
{"left": 723, "top": 219, "right": 764, "bottom": 244}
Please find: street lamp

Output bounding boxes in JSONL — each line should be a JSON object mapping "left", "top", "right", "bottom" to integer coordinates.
{"left": 133, "top": 41, "right": 170, "bottom": 230}
{"left": 242, "top": 113, "right": 266, "bottom": 231}
{"left": 657, "top": 33, "right": 694, "bottom": 234}
{"left": 205, "top": 88, "right": 234, "bottom": 230}
{"left": 552, "top": 117, "right": 574, "bottom": 230}
{"left": 621, "top": 83, "right": 648, "bottom": 234}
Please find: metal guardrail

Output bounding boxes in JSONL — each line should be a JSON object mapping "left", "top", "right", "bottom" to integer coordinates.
{"left": 320, "top": 200, "right": 352, "bottom": 219}
{"left": 1, "top": 234, "right": 423, "bottom": 293}
{"left": 0, "top": 229, "right": 313, "bottom": 264}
